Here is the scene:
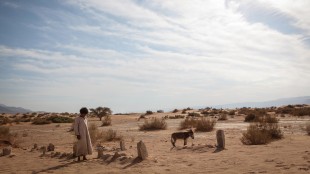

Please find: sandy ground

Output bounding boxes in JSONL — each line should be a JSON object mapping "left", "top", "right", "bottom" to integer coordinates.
{"left": 0, "top": 113, "right": 310, "bottom": 174}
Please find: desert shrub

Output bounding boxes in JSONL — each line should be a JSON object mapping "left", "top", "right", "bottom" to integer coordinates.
{"left": 145, "top": 110, "right": 153, "bottom": 115}
{"left": 182, "top": 109, "right": 187, "bottom": 114}
{"left": 0, "top": 116, "right": 11, "bottom": 125}
{"left": 195, "top": 118, "right": 216, "bottom": 132}
{"left": 139, "top": 118, "right": 167, "bottom": 131}
{"left": 276, "top": 106, "right": 310, "bottom": 116}
{"left": 244, "top": 114, "right": 260, "bottom": 122}
{"left": 157, "top": 110, "right": 164, "bottom": 113}
{"left": 88, "top": 123, "right": 99, "bottom": 144}
{"left": 188, "top": 112, "right": 201, "bottom": 117}
{"left": 0, "top": 126, "right": 22, "bottom": 147}
{"left": 101, "top": 116, "right": 112, "bottom": 126}
{"left": 179, "top": 117, "right": 197, "bottom": 130}
{"left": 218, "top": 114, "right": 228, "bottom": 121}
{"left": 88, "top": 123, "right": 122, "bottom": 144}
{"left": 32, "top": 118, "right": 51, "bottom": 125}
{"left": 306, "top": 122, "right": 310, "bottom": 135}
{"left": 101, "top": 129, "right": 123, "bottom": 142}
{"left": 13, "top": 117, "right": 31, "bottom": 123}
{"left": 47, "top": 116, "right": 74, "bottom": 123}
{"left": 228, "top": 110, "right": 235, "bottom": 115}
{"left": 240, "top": 124, "right": 270, "bottom": 145}
{"left": 172, "top": 109, "right": 179, "bottom": 113}
{"left": 263, "top": 115, "right": 278, "bottom": 123}
{"left": 241, "top": 119, "right": 283, "bottom": 145}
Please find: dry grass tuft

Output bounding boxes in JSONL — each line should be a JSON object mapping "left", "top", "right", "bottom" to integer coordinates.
{"left": 218, "top": 114, "right": 228, "bottom": 121}
{"left": 139, "top": 118, "right": 167, "bottom": 131}
{"left": 88, "top": 123, "right": 122, "bottom": 145}
{"left": 101, "top": 116, "right": 112, "bottom": 126}
{"left": 195, "top": 117, "right": 216, "bottom": 132}
{"left": 179, "top": 117, "right": 196, "bottom": 130}
{"left": 0, "top": 126, "right": 22, "bottom": 147}
{"left": 241, "top": 117, "right": 283, "bottom": 145}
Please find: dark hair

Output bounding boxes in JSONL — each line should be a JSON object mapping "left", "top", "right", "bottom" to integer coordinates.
{"left": 80, "top": 107, "right": 88, "bottom": 114}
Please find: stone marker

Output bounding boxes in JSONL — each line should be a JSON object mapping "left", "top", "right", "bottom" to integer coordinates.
{"left": 47, "top": 143, "right": 55, "bottom": 151}
{"left": 97, "top": 146, "right": 104, "bottom": 158}
{"left": 3, "top": 146, "right": 12, "bottom": 156}
{"left": 216, "top": 129, "right": 225, "bottom": 149}
{"left": 137, "top": 141, "right": 148, "bottom": 160}
{"left": 41, "top": 146, "right": 47, "bottom": 155}
{"left": 120, "top": 140, "right": 126, "bottom": 151}
{"left": 33, "top": 144, "right": 38, "bottom": 149}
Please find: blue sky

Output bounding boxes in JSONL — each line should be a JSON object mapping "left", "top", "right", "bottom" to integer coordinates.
{"left": 0, "top": 0, "right": 309, "bottom": 113}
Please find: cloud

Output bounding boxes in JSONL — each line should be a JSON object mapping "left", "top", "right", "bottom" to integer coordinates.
{"left": 0, "top": 0, "right": 309, "bottom": 112}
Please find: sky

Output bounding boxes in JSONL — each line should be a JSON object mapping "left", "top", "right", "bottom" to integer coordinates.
{"left": 0, "top": 0, "right": 309, "bottom": 113}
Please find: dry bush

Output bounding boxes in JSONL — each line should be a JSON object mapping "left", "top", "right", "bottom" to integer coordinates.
{"left": 188, "top": 112, "right": 201, "bottom": 117}
{"left": 306, "top": 122, "right": 310, "bottom": 135}
{"left": 139, "top": 118, "right": 167, "bottom": 131}
{"left": 218, "top": 114, "right": 228, "bottom": 121}
{"left": 241, "top": 118, "right": 283, "bottom": 145}
{"left": 195, "top": 118, "right": 216, "bottom": 132}
{"left": 88, "top": 123, "right": 122, "bottom": 144}
{"left": 172, "top": 109, "right": 179, "bottom": 113}
{"left": 0, "top": 116, "right": 11, "bottom": 125}
{"left": 240, "top": 124, "right": 270, "bottom": 145}
{"left": 47, "top": 116, "right": 74, "bottom": 123}
{"left": 145, "top": 110, "right": 153, "bottom": 115}
{"left": 0, "top": 126, "right": 22, "bottom": 147}
{"left": 101, "top": 116, "right": 112, "bottom": 126}
{"left": 179, "top": 117, "right": 197, "bottom": 130}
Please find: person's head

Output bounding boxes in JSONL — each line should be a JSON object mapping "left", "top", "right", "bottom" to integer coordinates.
{"left": 80, "top": 107, "right": 88, "bottom": 116}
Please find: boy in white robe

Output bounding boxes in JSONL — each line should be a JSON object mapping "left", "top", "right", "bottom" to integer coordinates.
{"left": 74, "top": 107, "right": 93, "bottom": 161}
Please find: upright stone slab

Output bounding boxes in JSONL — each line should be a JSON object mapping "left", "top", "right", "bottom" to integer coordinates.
{"left": 47, "top": 143, "right": 55, "bottom": 151}
{"left": 97, "top": 146, "right": 104, "bottom": 158}
{"left": 33, "top": 144, "right": 38, "bottom": 149}
{"left": 137, "top": 141, "right": 148, "bottom": 160}
{"left": 216, "top": 130, "right": 225, "bottom": 149}
{"left": 41, "top": 146, "right": 47, "bottom": 155}
{"left": 3, "top": 146, "right": 12, "bottom": 156}
{"left": 120, "top": 140, "right": 126, "bottom": 151}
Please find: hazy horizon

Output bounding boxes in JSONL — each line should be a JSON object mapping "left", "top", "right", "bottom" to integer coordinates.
{"left": 1, "top": 0, "right": 310, "bottom": 113}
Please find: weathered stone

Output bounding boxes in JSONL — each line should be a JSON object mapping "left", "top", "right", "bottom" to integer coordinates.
{"left": 120, "top": 140, "right": 126, "bottom": 151}
{"left": 40, "top": 146, "right": 47, "bottom": 155}
{"left": 47, "top": 143, "right": 55, "bottom": 151}
{"left": 216, "top": 129, "right": 225, "bottom": 149}
{"left": 33, "top": 144, "right": 38, "bottom": 149}
{"left": 3, "top": 146, "right": 12, "bottom": 156}
{"left": 137, "top": 141, "right": 148, "bottom": 160}
{"left": 113, "top": 152, "right": 121, "bottom": 159}
{"left": 97, "top": 146, "right": 104, "bottom": 158}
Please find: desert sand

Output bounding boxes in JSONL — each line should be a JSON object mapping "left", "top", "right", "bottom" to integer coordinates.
{"left": 0, "top": 111, "right": 310, "bottom": 174}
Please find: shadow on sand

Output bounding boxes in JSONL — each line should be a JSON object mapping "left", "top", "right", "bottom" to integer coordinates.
{"left": 123, "top": 157, "right": 142, "bottom": 169}
{"left": 32, "top": 161, "right": 78, "bottom": 174}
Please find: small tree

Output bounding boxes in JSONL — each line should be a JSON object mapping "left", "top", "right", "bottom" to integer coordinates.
{"left": 90, "top": 107, "right": 112, "bottom": 121}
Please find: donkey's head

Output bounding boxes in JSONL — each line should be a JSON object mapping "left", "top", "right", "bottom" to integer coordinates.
{"left": 188, "top": 129, "right": 194, "bottom": 139}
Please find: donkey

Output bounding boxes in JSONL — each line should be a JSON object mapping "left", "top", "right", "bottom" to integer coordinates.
{"left": 171, "top": 129, "right": 194, "bottom": 147}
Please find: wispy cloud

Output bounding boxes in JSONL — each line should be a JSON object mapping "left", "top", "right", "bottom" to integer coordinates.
{"left": 0, "top": 0, "right": 309, "bottom": 112}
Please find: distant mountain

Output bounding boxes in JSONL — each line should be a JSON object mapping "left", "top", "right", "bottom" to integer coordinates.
{"left": 0, "top": 104, "right": 32, "bottom": 114}
{"left": 212, "top": 96, "right": 310, "bottom": 109}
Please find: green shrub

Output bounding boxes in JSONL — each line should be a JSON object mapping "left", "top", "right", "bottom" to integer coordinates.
{"left": 32, "top": 118, "right": 51, "bottom": 125}
{"left": 47, "top": 116, "right": 74, "bottom": 123}
{"left": 139, "top": 118, "right": 167, "bottom": 131}
{"left": 195, "top": 118, "right": 216, "bottom": 132}
{"left": 101, "top": 116, "right": 112, "bottom": 126}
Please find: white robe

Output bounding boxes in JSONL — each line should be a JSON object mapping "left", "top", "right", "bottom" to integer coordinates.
{"left": 74, "top": 116, "right": 93, "bottom": 156}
